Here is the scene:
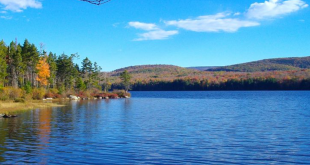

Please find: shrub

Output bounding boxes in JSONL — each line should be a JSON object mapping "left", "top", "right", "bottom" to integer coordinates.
{"left": 32, "top": 88, "right": 46, "bottom": 100}
{"left": 125, "top": 92, "right": 131, "bottom": 97}
{"left": 44, "top": 92, "right": 55, "bottom": 98}
{"left": 14, "top": 98, "right": 25, "bottom": 103}
{"left": 91, "top": 88, "right": 101, "bottom": 94}
{"left": 23, "top": 94, "right": 33, "bottom": 101}
{"left": 107, "top": 93, "right": 118, "bottom": 99}
{"left": 99, "top": 93, "right": 108, "bottom": 98}
{"left": 76, "top": 91, "right": 87, "bottom": 98}
{"left": 1, "top": 87, "right": 22, "bottom": 100}
{"left": 23, "top": 81, "right": 32, "bottom": 94}
{"left": 84, "top": 90, "right": 92, "bottom": 98}
{"left": 0, "top": 93, "right": 8, "bottom": 101}
{"left": 54, "top": 94, "right": 62, "bottom": 99}
{"left": 58, "top": 85, "right": 65, "bottom": 94}
{"left": 113, "top": 90, "right": 131, "bottom": 98}
{"left": 49, "top": 88, "right": 59, "bottom": 95}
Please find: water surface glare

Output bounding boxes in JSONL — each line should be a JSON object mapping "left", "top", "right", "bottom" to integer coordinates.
{"left": 1, "top": 91, "right": 310, "bottom": 164}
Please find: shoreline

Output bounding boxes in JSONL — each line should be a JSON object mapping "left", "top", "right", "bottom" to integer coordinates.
{"left": 0, "top": 100, "right": 66, "bottom": 114}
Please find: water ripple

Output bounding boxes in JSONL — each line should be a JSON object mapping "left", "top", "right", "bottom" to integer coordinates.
{"left": 1, "top": 91, "right": 310, "bottom": 164}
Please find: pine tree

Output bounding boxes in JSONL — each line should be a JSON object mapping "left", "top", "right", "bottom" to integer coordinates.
{"left": 29, "top": 44, "right": 40, "bottom": 87}
{"left": 7, "top": 41, "right": 19, "bottom": 88}
{"left": 56, "top": 53, "right": 79, "bottom": 89}
{"left": 120, "top": 70, "right": 131, "bottom": 93}
{"left": 21, "top": 39, "right": 31, "bottom": 86}
{"left": 0, "top": 40, "right": 7, "bottom": 86}
{"left": 81, "top": 57, "right": 93, "bottom": 89}
{"left": 14, "top": 44, "right": 25, "bottom": 87}
{"left": 76, "top": 77, "right": 86, "bottom": 91}
{"left": 92, "top": 62, "right": 102, "bottom": 89}
{"left": 47, "top": 52, "right": 57, "bottom": 88}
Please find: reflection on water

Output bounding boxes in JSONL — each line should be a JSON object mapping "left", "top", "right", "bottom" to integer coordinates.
{"left": 0, "top": 91, "right": 310, "bottom": 164}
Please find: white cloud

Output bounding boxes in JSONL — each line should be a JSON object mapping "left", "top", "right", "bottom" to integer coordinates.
{"left": 0, "top": 10, "right": 6, "bottom": 13}
{"left": 128, "top": 0, "right": 308, "bottom": 40}
{"left": 0, "top": 0, "right": 42, "bottom": 12}
{"left": 134, "top": 30, "right": 179, "bottom": 41}
{"left": 234, "top": 12, "right": 241, "bottom": 16}
{"left": 165, "top": 13, "right": 260, "bottom": 33}
{"left": 129, "top": 21, "right": 178, "bottom": 41}
{"left": 0, "top": 15, "right": 12, "bottom": 19}
{"left": 129, "top": 22, "right": 159, "bottom": 31}
{"left": 246, "top": 0, "right": 308, "bottom": 19}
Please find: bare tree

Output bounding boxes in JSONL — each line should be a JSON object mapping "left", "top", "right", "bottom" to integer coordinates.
{"left": 80, "top": 0, "right": 112, "bottom": 5}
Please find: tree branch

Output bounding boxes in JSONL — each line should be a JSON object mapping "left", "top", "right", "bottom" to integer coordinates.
{"left": 80, "top": 0, "right": 112, "bottom": 5}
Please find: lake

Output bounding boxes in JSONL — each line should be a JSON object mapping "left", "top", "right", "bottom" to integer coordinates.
{"left": 1, "top": 91, "right": 310, "bottom": 164}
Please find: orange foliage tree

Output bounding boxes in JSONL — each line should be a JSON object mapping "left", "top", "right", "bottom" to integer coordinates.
{"left": 36, "top": 57, "right": 51, "bottom": 87}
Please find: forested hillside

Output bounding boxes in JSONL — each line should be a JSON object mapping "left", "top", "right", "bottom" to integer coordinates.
{"left": 109, "top": 65, "right": 201, "bottom": 83}
{"left": 208, "top": 56, "right": 310, "bottom": 72}
{"left": 108, "top": 63, "right": 310, "bottom": 91}
{"left": 187, "top": 66, "right": 219, "bottom": 71}
{"left": 111, "top": 68, "right": 310, "bottom": 90}
{"left": 112, "top": 65, "right": 196, "bottom": 75}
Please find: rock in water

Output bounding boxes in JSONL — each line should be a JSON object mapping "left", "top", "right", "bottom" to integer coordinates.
{"left": 2, "top": 114, "right": 18, "bottom": 118}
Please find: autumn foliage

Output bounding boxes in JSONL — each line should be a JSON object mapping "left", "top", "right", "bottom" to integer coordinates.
{"left": 36, "top": 57, "right": 51, "bottom": 86}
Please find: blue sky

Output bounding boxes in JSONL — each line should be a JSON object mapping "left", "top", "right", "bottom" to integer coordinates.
{"left": 0, "top": 0, "right": 309, "bottom": 71}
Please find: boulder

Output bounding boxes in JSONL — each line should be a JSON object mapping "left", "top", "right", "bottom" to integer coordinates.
{"left": 69, "top": 95, "right": 79, "bottom": 100}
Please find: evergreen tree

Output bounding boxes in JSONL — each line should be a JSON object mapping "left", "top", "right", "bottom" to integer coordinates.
{"left": 92, "top": 62, "right": 102, "bottom": 89}
{"left": 56, "top": 53, "right": 79, "bottom": 89}
{"left": 28, "top": 43, "right": 39, "bottom": 87}
{"left": 0, "top": 40, "right": 7, "bottom": 86}
{"left": 47, "top": 52, "right": 57, "bottom": 88}
{"left": 120, "top": 70, "right": 131, "bottom": 93}
{"left": 21, "top": 39, "right": 31, "bottom": 86}
{"left": 13, "top": 44, "right": 24, "bottom": 87}
{"left": 81, "top": 57, "right": 93, "bottom": 89}
{"left": 7, "top": 41, "right": 20, "bottom": 88}
{"left": 76, "top": 77, "right": 87, "bottom": 91}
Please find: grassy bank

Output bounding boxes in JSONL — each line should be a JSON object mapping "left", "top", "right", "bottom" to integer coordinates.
{"left": 0, "top": 88, "right": 131, "bottom": 114}
{"left": 0, "top": 100, "right": 64, "bottom": 114}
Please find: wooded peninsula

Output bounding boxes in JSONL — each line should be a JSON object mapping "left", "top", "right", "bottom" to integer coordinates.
{"left": 0, "top": 39, "right": 130, "bottom": 110}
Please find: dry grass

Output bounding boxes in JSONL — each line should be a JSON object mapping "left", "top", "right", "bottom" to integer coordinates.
{"left": 0, "top": 100, "right": 65, "bottom": 114}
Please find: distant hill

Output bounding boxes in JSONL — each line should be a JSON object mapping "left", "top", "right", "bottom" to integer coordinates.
{"left": 111, "top": 65, "right": 197, "bottom": 75}
{"left": 107, "top": 56, "right": 310, "bottom": 83}
{"left": 187, "top": 66, "right": 219, "bottom": 71}
{"left": 208, "top": 56, "right": 310, "bottom": 72}
{"left": 109, "top": 65, "right": 201, "bottom": 82}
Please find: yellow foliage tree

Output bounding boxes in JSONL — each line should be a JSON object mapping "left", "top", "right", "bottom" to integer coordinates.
{"left": 36, "top": 57, "right": 51, "bottom": 87}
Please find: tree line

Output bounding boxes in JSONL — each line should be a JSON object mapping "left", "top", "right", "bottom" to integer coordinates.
{"left": 111, "top": 77, "right": 310, "bottom": 91}
{"left": 0, "top": 39, "right": 112, "bottom": 93}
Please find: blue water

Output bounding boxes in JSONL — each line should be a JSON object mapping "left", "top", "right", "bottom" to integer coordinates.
{"left": 1, "top": 91, "right": 310, "bottom": 164}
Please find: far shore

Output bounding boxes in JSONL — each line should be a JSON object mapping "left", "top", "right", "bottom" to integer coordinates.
{"left": 0, "top": 100, "right": 65, "bottom": 114}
